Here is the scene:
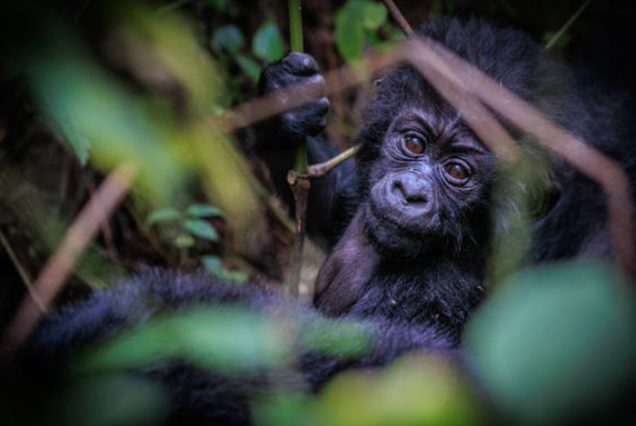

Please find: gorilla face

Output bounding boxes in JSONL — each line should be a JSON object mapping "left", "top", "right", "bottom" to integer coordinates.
{"left": 362, "top": 109, "right": 497, "bottom": 257}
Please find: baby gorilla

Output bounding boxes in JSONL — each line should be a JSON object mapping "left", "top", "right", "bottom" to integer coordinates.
{"left": 257, "top": 17, "right": 635, "bottom": 320}
{"left": 5, "top": 16, "right": 634, "bottom": 426}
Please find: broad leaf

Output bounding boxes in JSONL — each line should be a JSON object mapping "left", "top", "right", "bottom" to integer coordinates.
{"left": 335, "top": 1, "right": 366, "bottom": 61}
{"left": 252, "top": 21, "right": 285, "bottom": 63}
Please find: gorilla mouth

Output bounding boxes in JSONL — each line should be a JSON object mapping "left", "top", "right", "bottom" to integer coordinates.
{"left": 363, "top": 201, "right": 443, "bottom": 254}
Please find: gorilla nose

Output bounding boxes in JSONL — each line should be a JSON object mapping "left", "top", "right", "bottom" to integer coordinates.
{"left": 390, "top": 173, "right": 431, "bottom": 210}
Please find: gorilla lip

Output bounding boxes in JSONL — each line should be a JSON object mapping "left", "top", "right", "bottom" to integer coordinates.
{"left": 365, "top": 199, "right": 437, "bottom": 245}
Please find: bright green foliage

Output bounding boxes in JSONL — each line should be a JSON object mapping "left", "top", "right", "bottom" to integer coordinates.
{"left": 213, "top": 25, "right": 246, "bottom": 54}
{"left": 202, "top": 255, "right": 249, "bottom": 283}
{"left": 335, "top": 0, "right": 390, "bottom": 61}
{"left": 24, "top": 37, "right": 187, "bottom": 197}
{"left": 210, "top": 23, "right": 270, "bottom": 83}
{"left": 252, "top": 21, "right": 286, "bottom": 63}
{"left": 146, "top": 203, "right": 223, "bottom": 249}
{"left": 145, "top": 207, "right": 182, "bottom": 226}
{"left": 183, "top": 219, "right": 219, "bottom": 241}
{"left": 77, "top": 307, "right": 290, "bottom": 373}
{"left": 256, "top": 355, "right": 481, "bottom": 426}
{"left": 187, "top": 203, "right": 226, "bottom": 218}
{"left": 234, "top": 54, "right": 262, "bottom": 81}
{"left": 299, "top": 319, "right": 370, "bottom": 358}
{"left": 467, "top": 261, "right": 636, "bottom": 423}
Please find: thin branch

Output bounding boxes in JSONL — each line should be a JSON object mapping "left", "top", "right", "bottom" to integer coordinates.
{"left": 545, "top": 0, "right": 592, "bottom": 50}
{"left": 307, "top": 145, "right": 360, "bottom": 178}
{"left": 0, "top": 229, "right": 46, "bottom": 312}
{"left": 382, "top": 0, "right": 415, "bottom": 36}
{"left": 2, "top": 163, "right": 137, "bottom": 349}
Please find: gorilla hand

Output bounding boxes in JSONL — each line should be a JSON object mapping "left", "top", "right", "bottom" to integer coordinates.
{"left": 258, "top": 52, "right": 330, "bottom": 145}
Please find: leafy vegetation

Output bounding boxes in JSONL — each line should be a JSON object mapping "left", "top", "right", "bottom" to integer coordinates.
{"left": 1, "top": 1, "right": 635, "bottom": 425}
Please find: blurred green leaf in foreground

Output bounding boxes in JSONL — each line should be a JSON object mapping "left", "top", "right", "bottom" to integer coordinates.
{"left": 467, "top": 261, "right": 636, "bottom": 424}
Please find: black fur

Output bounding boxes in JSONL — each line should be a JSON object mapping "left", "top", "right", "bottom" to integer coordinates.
{"left": 4, "top": 269, "right": 454, "bottom": 425}
{"left": 258, "top": 17, "right": 634, "bottom": 319}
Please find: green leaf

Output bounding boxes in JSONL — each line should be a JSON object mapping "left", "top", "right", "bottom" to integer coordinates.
{"left": 186, "top": 203, "right": 225, "bottom": 218}
{"left": 252, "top": 21, "right": 285, "bottom": 63}
{"left": 202, "top": 255, "right": 224, "bottom": 274}
{"left": 361, "top": 1, "right": 387, "bottom": 30}
{"left": 335, "top": 1, "right": 366, "bottom": 61}
{"left": 212, "top": 25, "right": 245, "bottom": 54}
{"left": 146, "top": 207, "right": 182, "bottom": 226}
{"left": 175, "top": 233, "right": 195, "bottom": 248}
{"left": 466, "top": 261, "right": 636, "bottom": 424}
{"left": 183, "top": 219, "right": 219, "bottom": 241}
{"left": 235, "top": 54, "right": 261, "bottom": 81}
{"left": 76, "top": 307, "right": 288, "bottom": 373}
{"left": 202, "top": 255, "right": 249, "bottom": 284}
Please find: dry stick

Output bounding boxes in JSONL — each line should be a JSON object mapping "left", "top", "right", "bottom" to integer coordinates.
{"left": 2, "top": 163, "right": 137, "bottom": 349}
{"left": 382, "top": 0, "right": 415, "bottom": 36}
{"left": 409, "top": 38, "right": 635, "bottom": 278}
{"left": 307, "top": 144, "right": 361, "bottom": 177}
{"left": 0, "top": 229, "right": 46, "bottom": 312}
{"left": 545, "top": 0, "right": 592, "bottom": 50}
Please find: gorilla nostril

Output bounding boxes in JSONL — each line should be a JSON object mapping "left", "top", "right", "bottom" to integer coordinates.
{"left": 392, "top": 179, "right": 427, "bottom": 205}
{"left": 405, "top": 193, "right": 427, "bottom": 204}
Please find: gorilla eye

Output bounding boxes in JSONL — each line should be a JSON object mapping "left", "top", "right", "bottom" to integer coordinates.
{"left": 443, "top": 161, "right": 471, "bottom": 184}
{"left": 402, "top": 134, "right": 425, "bottom": 155}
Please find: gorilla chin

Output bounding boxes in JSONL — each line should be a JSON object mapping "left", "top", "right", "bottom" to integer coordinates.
{"left": 362, "top": 198, "right": 449, "bottom": 258}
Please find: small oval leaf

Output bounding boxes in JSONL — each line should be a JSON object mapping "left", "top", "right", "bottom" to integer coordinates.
{"left": 252, "top": 21, "right": 285, "bottom": 63}
{"left": 202, "top": 255, "right": 224, "bottom": 274}
{"left": 146, "top": 208, "right": 182, "bottom": 226}
{"left": 235, "top": 54, "right": 262, "bottom": 82}
{"left": 335, "top": 1, "right": 366, "bottom": 61}
{"left": 186, "top": 204, "right": 225, "bottom": 218}
{"left": 183, "top": 219, "right": 219, "bottom": 241}
{"left": 212, "top": 25, "right": 245, "bottom": 54}
{"left": 361, "top": 2, "right": 387, "bottom": 30}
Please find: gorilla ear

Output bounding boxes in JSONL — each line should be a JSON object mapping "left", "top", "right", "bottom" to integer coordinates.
{"left": 314, "top": 214, "right": 378, "bottom": 315}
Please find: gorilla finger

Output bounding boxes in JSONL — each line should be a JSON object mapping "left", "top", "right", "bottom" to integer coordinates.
{"left": 283, "top": 52, "right": 320, "bottom": 76}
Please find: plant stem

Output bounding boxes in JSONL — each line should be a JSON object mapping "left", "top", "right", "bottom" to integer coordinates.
{"left": 545, "top": 0, "right": 591, "bottom": 50}
{"left": 288, "top": 0, "right": 304, "bottom": 52}
{"left": 285, "top": 0, "right": 311, "bottom": 298}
